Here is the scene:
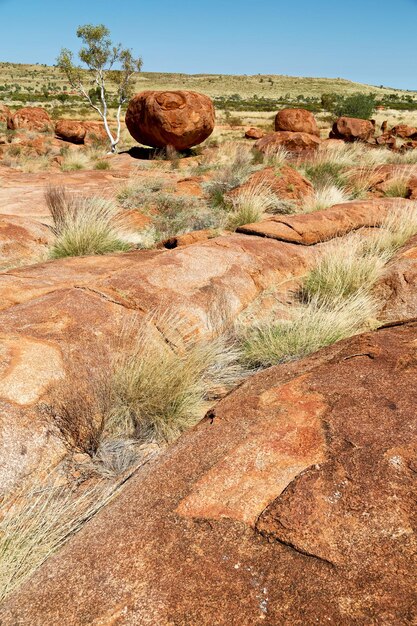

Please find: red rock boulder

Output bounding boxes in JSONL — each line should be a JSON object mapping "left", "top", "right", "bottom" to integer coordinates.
{"left": 330, "top": 116, "right": 375, "bottom": 142}
{"left": 82, "top": 121, "right": 108, "bottom": 145}
{"left": 55, "top": 120, "right": 108, "bottom": 145}
{"left": 390, "top": 124, "right": 417, "bottom": 139}
{"left": 275, "top": 108, "right": 320, "bottom": 136}
{"left": 244, "top": 127, "right": 265, "bottom": 140}
{"left": 255, "top": 131, "right": 321, "bottom": 154}
{"left": 125, "top": 90, "right": 215, "bottom": 150}
{"left": 55, "top": 120, "right": 86, "bottom": 144}
{"left": 7, "top": 107, "right": 53, "bottom": 133}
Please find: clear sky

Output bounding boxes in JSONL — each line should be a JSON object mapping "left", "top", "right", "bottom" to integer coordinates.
{"left": 1, "top": 0, "right": 417, "bottom": 90}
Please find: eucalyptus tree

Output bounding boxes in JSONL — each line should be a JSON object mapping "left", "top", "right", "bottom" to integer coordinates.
{"left": 57, "top": 24, "right": 142, "bottom": 153}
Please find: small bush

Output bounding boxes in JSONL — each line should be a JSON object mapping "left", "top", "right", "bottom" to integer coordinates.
{"left": 332, "top": 93, "right": 376, "bottom": 120}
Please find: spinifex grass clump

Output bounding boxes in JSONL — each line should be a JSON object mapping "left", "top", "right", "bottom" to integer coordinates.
{"left": 301, "top": 184, "right": 350, "bottom": 212}
{"left": 204, "top": 143, "right": 254, "bottom": 208}
{"left": 303, "top": 203, "right": 417, "bottom": 304}
{"left": 225, "top": 179, "right": 277, "bottom": 230}
{"left": 46, "top": 186, "right": 130, "bottom": 258}
{"left": 301, "top": 236, "right": 391, "bottom": 302}
{"left": 241, "top": 293, "right": 377, "bottom": 368}
{"left": 45, "top": 313, "right": 244, "bottom": 454}
{"left": 0, "top": 475, "right": 116, "bottom": 603}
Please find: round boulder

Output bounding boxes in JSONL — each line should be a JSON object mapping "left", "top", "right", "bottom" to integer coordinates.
{"left": 275, "top": 108, "right": 319, "bottom": 136}
{"left": 245, "top": 127, "right": 265, "bottom": 140}
{"left": 125, "top": 90, "right": 215, "bottom": 150}
{"left": 7, "top": 107, "right": 53, "bottom": 132}
{"left": 330, "top": 117, "right": 374, "bottom": 142}
{"left": 55, "top": 120, "right": 87, "bottom": 144}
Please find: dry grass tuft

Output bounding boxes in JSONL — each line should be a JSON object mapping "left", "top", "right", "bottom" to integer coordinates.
{"left": 302, "top": 235, "right": 390, "bottom": 303}
{"left": 226, "top": 180, "right": 277, "bottom": 230}
{"left": 302, "top": 184, "right": 350, "bottom": 212}
{"left": 0, "top": 475, "right": 116, "bottom": 603}
{"left": 45, "top": 186, "right": 131, "bottom": 258}
{"left": 44, "top": 313, "right": 244, "bottom": 451}
{"left": 60, "top": 151, "right": 91, "bottom": 171}
{"left": 241, "top": 292, "right": 377, "bottom": 368}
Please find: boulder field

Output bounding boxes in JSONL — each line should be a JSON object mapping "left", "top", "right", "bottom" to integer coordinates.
{"left": 1, "top": 319, "right": 416, "bottom": 625}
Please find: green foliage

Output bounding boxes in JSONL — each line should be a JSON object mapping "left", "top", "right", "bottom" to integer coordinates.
{"left": 56, "top": 24, "right": 142, "bottom": 151}
{"left": 331, "top": 93, "right": 376, "bottom": 119}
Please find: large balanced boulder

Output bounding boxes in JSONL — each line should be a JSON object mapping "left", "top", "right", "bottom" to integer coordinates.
{"left": 7, "top": 106, "right": 53, "bottom": 133}
{"left": 2, "top": 320, "right": 416, "bottom": 624}
{"left": 125, "top": 90, "right": 215, "bottom": 150}
{"left": 255, "top": 130, "right": 321, "bottom": 154}
{"left": 275, "top": 107, "right": 320, "bottom": 136}
{"left": 330, "top": 116, "right": 374, "bottom": 142}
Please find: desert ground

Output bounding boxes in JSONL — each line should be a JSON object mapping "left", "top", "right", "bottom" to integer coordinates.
{"left": 0, "top": 69, "right": 416, "bottom": 625}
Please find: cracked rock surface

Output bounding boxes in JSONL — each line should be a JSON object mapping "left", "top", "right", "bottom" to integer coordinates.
{"left": 1, "top": 320, "right": 416, "bottom": 625}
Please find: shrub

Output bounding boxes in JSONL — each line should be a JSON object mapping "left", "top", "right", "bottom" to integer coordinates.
{"left": 45, "top": 186, "right": 130, "bottom": 258}
{"left": 332, "top": 93, "right": 376, "bottom": 120}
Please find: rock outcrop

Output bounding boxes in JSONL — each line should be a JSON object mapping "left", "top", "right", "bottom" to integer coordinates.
{"left": 7, "top": 106, "right": 53, "bottom": 133}
{"left": 275, "top": 107, "right": 320, "bottom": 136}
{"left": 0, "top": 214, "right": 52, "bottom": 269}
{"left": 390, "top": 124, "right": 417, "bottom": 139}
{"left": 1, "top": 320, "right": 416, "bottom": 625}
{"left": 237, "top": 198, "right": 412, "bottom": 244}
{"left": 0, "top": 235, "right": 317, "bottom": 492}
{"left": 125, "top": 90, "right": 215, "bottom": 150}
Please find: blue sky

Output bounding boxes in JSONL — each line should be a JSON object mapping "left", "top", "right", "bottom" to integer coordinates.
{"left": 1, "top": 0, "right": 417, "bottom": 90}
